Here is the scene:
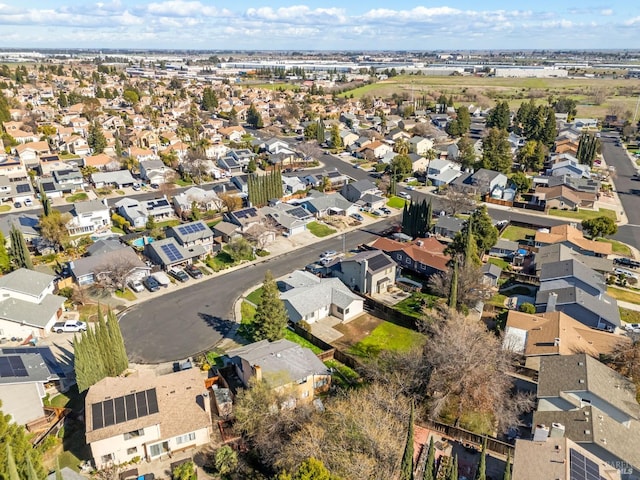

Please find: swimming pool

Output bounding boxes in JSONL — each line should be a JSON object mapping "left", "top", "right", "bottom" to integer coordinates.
{"left": 131, "top": 236, "right": 154, "bottom": 248}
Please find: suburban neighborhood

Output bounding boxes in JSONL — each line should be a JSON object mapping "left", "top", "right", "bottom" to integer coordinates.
{"left": 0, "top": 47, "right": 640, "bottom": 480}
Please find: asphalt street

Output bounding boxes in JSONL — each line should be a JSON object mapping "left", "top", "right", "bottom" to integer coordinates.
{"left": 600, "top": 134, "right": 640, "bottom": 249}
{"left": 119, "top": 219, "right": 395, "bottom": 364}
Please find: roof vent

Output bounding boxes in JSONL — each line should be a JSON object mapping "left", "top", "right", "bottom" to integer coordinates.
{"left": 584, "top": 430, "right": 591, "bottom": 435}
{"left": 578, "top": 379, "right": 585, "bottom": 384}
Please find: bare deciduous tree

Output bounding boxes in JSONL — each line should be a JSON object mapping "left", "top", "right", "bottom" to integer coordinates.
{"left": 219, "top": 193, "right": 242, "bottom": 213}
{"left": 605, "top": 337, "right": 640, "bottom": 383}
{"left": 440, "top": 187, "right": 476, "bottom": 216}
{"left": 245, "top": 218, "right": 278, "bottom": 250}
{"left": 428, "top": 261, "right": 493, "bottom": 309}
{"left": 94, "top": 259, "right": 139, "bottom": 292}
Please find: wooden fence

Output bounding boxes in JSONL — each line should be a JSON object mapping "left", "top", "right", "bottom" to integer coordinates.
{"left": 420, "top": 419, "right": 515, "bottom": 457}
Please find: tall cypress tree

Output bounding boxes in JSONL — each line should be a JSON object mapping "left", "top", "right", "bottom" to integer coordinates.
{"left": 0, "top": 231, "right": 10, "bottom": 273}
{"left": 9, "top": 225, "right": 32, "bottom": 270}
{"left": 26, "top": 454, "right": 38, "bottom": 480}
{"left": 253, "top": 271, "right": 288, "bottom": 341}
{"left": 96, "top": 308, "right": 115, "bottom": 376}
{"left": 6, "top": 444, "right": 19, "bottom": 480}
{"left": 426, "top": 199, "right": 433, "bottom": 233}
{"left": 107, "top": 308, "right": 129, "bottom": 374}
{"left": 464, "top": 218, "right": 474, "bottom": 265}
{"left": 448, "top": 259, "right": 458, "bottom": 310}
{"left": 448, "top": 455, "right": 458, "bottom": 480}
{"left": 475, "top": 437, "right": 487, "bottom": 480}
{"left": 400, "top": 402, "right": 415, "bottom": 480}
{"left": 40, "top": 188, "right": 51, "bottom": 217}
{"left": 423, "top": 436, "right": 435, "bottom": 480}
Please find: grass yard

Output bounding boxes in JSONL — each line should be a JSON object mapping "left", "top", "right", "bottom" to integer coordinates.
{"left": 174, "top": 179, "right": 194, "bottom": 186}
{"left": 283, "top": 328, "right": 323, "bottom": 354}
{"left": 110, "top": 226, "right": 125, "bottom": 234}
{"left": 77, "top": 303, "right": 101, "bottom": 322}
{"left": 394, "top": 292, "right": 440, "bottom": 318}
{"left": 325, "top": 359, "right": 360, "bottom": 389}
{"left": 607, "top": 287, "right": 640, "bottom": 305}
{"left": 114, "top": 289, "right": 136, "bottom": 301}
{"left": 349, "top": 321, "right": 425, "bottom": 358}
{"left": 488, "top": 257, "right": 510, "bottom": 270}
{"left": 386, "top": 196, "right": 408, "bottom": 209}
{"left": 620, "top": 308, "right": 640, "bottom": 324}
{"left": 548, "top": 207, "right": 617, "bottom": 221}
{"left": 307, "top": 221, "right": 336, "bottom": 238}
{"left": 65, "top": 192, "right": 89, "bottom": 203}
{"left": 501, "top": 225, "right": 536, "bottom": 242}
{"left": 246, "top": 287, "right": 263, "bottom": 305}
{"left": 597, "top": 238, "right": 632, "bottom": 257}
{"left": 0, "top": 205, "right": 11, "bottom": 212}
{"left": 205, "top": 251, "right": 235, "bottom": 271}
{"left": 488, "top": 293, "right": 508, "bottom": 308}
{"left": 155, "top": 219, "right": 181, "bottom": 229}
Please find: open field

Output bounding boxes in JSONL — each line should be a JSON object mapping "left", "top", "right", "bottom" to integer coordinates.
{"left": 339, "top": 75, "right": 640, "bottom": 119}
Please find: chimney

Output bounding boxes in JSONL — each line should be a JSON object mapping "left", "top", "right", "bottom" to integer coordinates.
{"left": 546, "top": 292, "right": 558, "bottom": 312}
{"left": 550, "top": 423, "right": 565, "bottom": 438}
{"left": 254, "top": 365, "right": 262, "bottom": 382}
{"left": 201, "top": 391, "right": 211, "bottom": 418}
{"left": 533, "top": 424, "right": 550, "bottom": 442}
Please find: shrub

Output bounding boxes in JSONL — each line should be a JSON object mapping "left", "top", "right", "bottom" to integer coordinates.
{"left": 58, "top": 287, "right": 74, "bottom": 299}
{"left": 519, "top": 302, "right": 536, "bottom": 314}
{"left": 298, "top": 320, "right": 312, "bottom": 332}
{"left": 256, "top": 249, "right": 270, "bottom": 257}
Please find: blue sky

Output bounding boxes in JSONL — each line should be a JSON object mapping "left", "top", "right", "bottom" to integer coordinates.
{"left": 0, "top": 1, "right": 638, "bottom": 50}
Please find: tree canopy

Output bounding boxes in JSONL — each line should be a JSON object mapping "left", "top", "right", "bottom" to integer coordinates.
{"left": 486, "top": 101, "right": 510, "bottom": 130}
{"left": 481, "top": 128, "right": 512, "bottom": 174}
{"left": 581, "top": 216, "right": 617, "bottom": 239}
{"left": 253, "top": 270, "right": 288, "bottom": 341}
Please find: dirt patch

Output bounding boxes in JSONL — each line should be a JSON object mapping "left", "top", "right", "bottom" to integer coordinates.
{"left": 333, "top": 314, "right": 382, "bottom": 350}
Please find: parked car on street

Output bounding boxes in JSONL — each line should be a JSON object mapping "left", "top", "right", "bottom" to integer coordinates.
{"left": 625, "top": 323, "right": 640, "bottom": 333}
{"left": 380, "top": 207, "right": 392, "bottom": 215}
{"left": 320, "top": 250, "right": 337, "bottom": 258}
{"left": 398, "top": 192, "right": 411, "bottom": 200}
{"left": 184, "top": 264, "right": 203, "bottom": 279}
{"left": 143, "top": 276, "right": 161, "bottom": 292}
{"left": 13, "top": 202, "right": 21, "bottom": 208}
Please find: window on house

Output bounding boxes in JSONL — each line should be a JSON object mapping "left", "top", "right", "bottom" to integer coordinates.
{"left": 297, "top": 377, "right": 308, "bottom": 385}
{"left": 126, "top": 447, "right": 137, "bottom": 455}
{"left": 148, "top": 441, "right": 169, "bottom": 457}
{"left": 344, "top": 307, "right": 350, "bottom": 314}
{"left": 406, "top": 257, "right": 411, "bottom": 264}
{"left": 314, "top": 378, "right": 328, "bottom": 389}
{"left": 336, "top": 306, "right": 344, "bottom": 314}
{"left": 101, "top": 453, "right": 114, "bottom": 464}
{"left": 175, "top": 432, "right": 196, "bottom": 445}
{"left": 123, "top": 429, "right": 144, "bottom": 440}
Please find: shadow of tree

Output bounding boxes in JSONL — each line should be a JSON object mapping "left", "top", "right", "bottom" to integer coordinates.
{"left": 197, "top": 313, "right": 236, "bottom": 339}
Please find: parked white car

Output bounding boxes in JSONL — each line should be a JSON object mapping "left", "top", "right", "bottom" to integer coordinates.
{"left": 129, "top": 279, "right": 144, "bottom": 292}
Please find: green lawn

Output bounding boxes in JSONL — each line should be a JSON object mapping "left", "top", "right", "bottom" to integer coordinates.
{"left": 246, "top": 287, "right": 263, "bottom": 305}
{"left": 325, "top": 359, "right": 360, "bottom": 388}
{"left": 207, "top": 219, "right": 222, "bottom": 228}
{"left": 488, "top": 293, "right": 508, "bottom": 308}
{"left": 608, "top": 287, "right": 640, "bottom": 305}
{"left": 548, "top": 208, "right": 617, "bottom": 221}
{"left": 110, "top": 226, "right": 125, "bottom": 234}
{"left": 283, "top": 329, "right": 323, "bottom": 354}
{"left": 501, "top": 225, "right": 536, "bottom": 242}
{"left": 349, "top": 321, "right": 425, "bottom": 358}
{"left": 174, "top": 179, "right": 194, "bottom": 186}
{"left": 155, "top": 219, "right": 181, "bottom": 229}
{"left": 0, "top": 205, "right": 11, "bottom": 212}
{"left": 597, "top": 238, "right": 632, "bottom": 256}
{"left": 488, "top": 257, "right": 510, "bottom": 270}
{"left": 620, "top": 308, "right": 640, "bottom": 324}
{"left": 206, "top": 251, "right": 235, "bottom": 271}
{"left": 307, "top": 221, "right": 337, "bottom": 238}
{"left": 114, "top": 289, "right": 136, "bottom": 301}
{"left": 394, "top": 292, "right": 439, "bottom": 318}
{"left": 65, "top": 192, "right": 89, "bottom": 203}
{"left": 386, "top": 196, "right": 408, "bottom": 209}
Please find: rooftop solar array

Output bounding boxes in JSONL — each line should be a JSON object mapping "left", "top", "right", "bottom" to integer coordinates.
{"left": 177, "top": 223, "right": 207, "bottom": 236}
{"left": 0, "top": 356, "right": 28, "bottom": 378}
{"left": 235, "top": 208, "right": 258, "bottom": 219}
{"left": 287, "top": 207, "right": 311, "bottom": 219}
{"left": 91, "top": 388, "right": 159, "bottom": 430}
{"left": 16, "top": 184, "right": 31, "bottom": 193}
{"left": 367, "top": 252, "right": 391, "bottom": 272}
{"left": 1, "top": 347, "right": 65, "bottom": 378}
{"left": 569, "top": 448, "right": 607, "bottom": 480}
{"left": 160, "top": 243, "right": 183, "bottom": 262}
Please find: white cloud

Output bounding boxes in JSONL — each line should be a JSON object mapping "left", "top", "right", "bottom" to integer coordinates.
{"left": 146, "top": 1, "right": 232, "bottom": 18}
{"left": 600, "top": 9, "right": 613, "bottom": 16}
{"left": 246, "top": 5, "right": 346, "bottom": 24}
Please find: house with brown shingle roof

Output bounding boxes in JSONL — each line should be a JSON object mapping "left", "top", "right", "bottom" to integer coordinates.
{"left": 535, "top": 224, "right": 611, "bottom": 257}
{"left": 82, "top": 153, "right": 118, "bottom": 171}
{"left": 85, "top": 368, "right": 212, "bottom": 469}
{"left": 503, "top": 310, "right": 627, "bottom": 370}
{"left": 371, "top": 236, "right": 450, "bottom": 278}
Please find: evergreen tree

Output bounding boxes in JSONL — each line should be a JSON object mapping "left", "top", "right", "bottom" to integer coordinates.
{"left": 58, "top": 91, "right": 68, "bottom": 108}
{"left": 228, "top": 107, "right": 239, "bottom": 126}
{"left": 107, "top": 308, "right": 129, "bottom": 375}
{"left": 9, "top": 225, "right": 32, "bottom": 270}
{"left": 423, "top": 437, "right": 435, "bottom": 480}
{"left": 330, "top": 124, "right": 343, "bottom": 150}
{"left": 247, "top": 103, "right": 263, "bottom": 128}
{"left": 55, "top": 459, "right": 63, "bottom": 480}
{"left": 400, "top": 402, "right": 415, "bottom": 480}
{"left": 503, "top": 452, "right": 511, "bottom": 480}
{"left": 26, "top": 454, "right": 38, "bottom": 480}
{"left": 0, "top": 90, "right": 10, "bottom": 123}
{"left": 426, "top": 199, "right": 433, "bottom": 233}
{"left": 482, "top": 128, "right": 512, "bottom": 174}
{"left": 201, "top": 87, "right": 218, "bottom": 111}
{"left": 96, "top": 309, "right": 115, "bottom": 376}
{"left": 457, "top": 135, "right": 477, "bottom": 170}
{"left": 464, "top": 218, "right": 474, "bottom": 265}
{"left": 0, "top": 411, "right": 45, "bottom": 480}
{"left": 6, "top": 444, "right": 19, "bottom": 480}
{"left": 40, "top": 187, "right": 51, "bottom": 217}
{"left": 448, "top": 259, "right": 458, "bottom": 310}
{"left": 316, "top": 119, "right": 325, "bottom": 143}
{"left": 448, "top": 455, "right": 458, "bottom": 480}
{"left": 253, "top": 271, "right": 288, "bottom": 342}
{"left": 486, "top": 101, "right": 510, "bottom": 130}
{"left": 0, "top": 231, "right": 10, "bottom": 273}
{"left": 475, "top": 437, "right": 487, "bottom": 480}
{"left": 87, "top": 121, "right": 107, "bottom": 154}
{"left": 541, "top": 107, "right": 557, "bottom": 147}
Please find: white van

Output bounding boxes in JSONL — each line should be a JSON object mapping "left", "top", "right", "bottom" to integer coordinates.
{"left": 615, "top": 268, "right": 638, "bottom": 279}
{"left": 152, "top": 271, "right": 171, "bottom": 288}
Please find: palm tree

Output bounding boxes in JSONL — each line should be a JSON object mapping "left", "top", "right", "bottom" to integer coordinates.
{"left": 425, "top": 148, "right": 438, "bottom": 185}
{"left": 394, "top": 138, "right": 410, "bottom": 155}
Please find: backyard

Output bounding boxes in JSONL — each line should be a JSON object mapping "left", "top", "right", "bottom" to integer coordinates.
{"left": 348, "top": 320, "right": 426, "bottom": 358}
{"left": 394, "top": 292, "right": 440, "bottom": 318}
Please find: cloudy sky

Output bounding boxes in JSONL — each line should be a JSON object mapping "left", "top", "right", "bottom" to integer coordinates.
{"left": 0, "top": 0, "right": 637, "bottom": 50}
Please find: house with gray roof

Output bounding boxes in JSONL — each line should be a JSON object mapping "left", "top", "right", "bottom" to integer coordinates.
{"left": 279, "top": 270, "right": 363, "bottom": 324}
{"left": 433, "top": 216, "right": 464, "bottom": 239}
{"left": 139, "top": 159, "right": 173, "bottom": 184}
{"left": 332, "top": 250, "right": 396, "bottom": 295}
{"left": 260, "top": 203, "right": 314, "bottom": 237}
{"left": 451, "top": 168, "right": 508, "bottom": 197}
{"left": 0, "top": 348, "right": 61, "bottom": 425}
{"left": 534, "top": 243, "right": 614, "bottom": 276}
{"left": 66, "top": 199, "right": 111, "bottom": 236}
{"left": 91, "top": 169, "right": 137, "bottom": 189}
{"left": 489, "top": 239, "right": 520, "bottom": 258}
{"left": 299, "top": 191, "right": 358, "bottom": 218}
{"left": 0, "top": 213, "right": 40, "bottom": 245}
{"left": 224, "top": 339, "right": 331, "bottom": 405}
{"left": 0, "top": 269, "right": 66, "bottom": 340}
{"left": 115, "top": 196, "right": 174, "bottom": 229}
{"left": 172, "top": 187, "right": 221, "bottom": 219}
{"left": 166, "top": 220, "right": 216, "bottom": 255}
{"left": 144, "top": 237, "right": 204, "bottom": 269}
{"left": 70, "top": 246, "right": 150, "bottom": 287}
{"left": 533, "top": 354, "right": 640, "bottom": 477}
{"left": 340, "top": 179, "right": 380, "bottom": 203}
{"left": 481, "top": 263, "right": 502, "bottom": 287}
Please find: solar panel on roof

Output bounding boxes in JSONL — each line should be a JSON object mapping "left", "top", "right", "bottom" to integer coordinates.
{"left": 92, "top": 402, "right": 104, "bottom": 429}
{"left": 102, "top": 399, "right": 115, "bottom": 427}
{"left": 92, "top": 388, "right": 160, "bottom": 431}
{"left": 569, "top": 448, "right": 604, "bottom": 480}
{"left": 160, "top": 243, "right": 183, "bottom": 262}
{"left": 16, "top": 184, "right": 30, "bottom": 194}
{"left": 0, "top": 356, "right": 28, "bottom": 377}
{"left": 147, "top": 388, "right": 159, "bottom": 414}
{"left": 114, "top": 396, "right": 126, "bottom": 424}
{"left": 125, "top": 394, "right": 137, "bottom": 421}
{"left": 136, "top": 391, "right": 148, "bottom": 417}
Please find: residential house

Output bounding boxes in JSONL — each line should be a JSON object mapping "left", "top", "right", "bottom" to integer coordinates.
{"left": 83, "top": 153, "right": 119, "bottom": 171}
{"left": 224, "top": 339, "right": 331, "bottom": 405}
{"left": 212, "top": 221, "right": 241, "bottom": 243}
{"left": 91, "top": 170, "right": 137, "bottom": 189}
{"left": 533, "top": 183, "right": 597, "bottom": 209}
{"left": 261, "top": 203, "right": 314, "bottom": 237}
{"left": 548, "top": 157, "right": 591, "bottom": 179}
{"left": 66, "top": 199, "right": 111, "bottom": 236}
{"left": 264, "top": 138, "right": 295, "bottom": 155}
{"left": 535, "top": 259, "right": 620, "bottom": 330}
{"left": 371, "top": 237, "right": 450, "bottom": 278}
{"left": 426, "top": 158, "right": 462, "bottom": 187}
{"left": 512, "top": 437, "right": 621, "bottom": 480}
{"left": 10, "top": 180, "right": 34, "bottom": 204}
{"left": 481, "top": 263, "right": 502, "bottom": 287}
{"left": 15, "top": 141, "right": 50, "bottom": 165}
{"left": 503, "top": 310, "right": 626, "bottom": 371}
{"left": 340, "top": 179, "right": 380, "bottom": 203}
{"left": 127, "top": 147, "right": 157, "bottom": 162}
{"left": 139, "top": 160, "right": 173, "bottom": 185}
{"left": 218, "top": 126, "right": 245, "bottom": 142}
{"left": 0, "top": 269, "right": 66, "bottom": 340}
{"left": 166, "top": 220, "right": 216, "bottom": 256}
{"left": 332, "top": 250, "right": 396, "bottom": 295}
{"left": 172, "top": 188, "right": 221, "bottom": 218}
{"left": 144, "top": 237, "right": 204, "bottom": 269}
{"left": 358, "top": 140, "right": 393, "bottom": 159}
{"left": 408, "top": 136, "right": 434, "bottom": 156}
{"left": 339, "top": 130, "right": 359, "bottom": 147}
{"left": 534, "top": 224, "right": 611, "bottom": 257}
{"left": 0, "top": 348, "right": 61, "bottom": 425}
{"left": 532, "top": 354, "right": 640, "bottom": 477}
{"left": 299, "top": 191, "right": 358, "bottom": 218}
{"left": 0, "top": 155, "right": 27, "bottom": 181}
{"left": 433, "top": 216, "right": 464, "bottom": 240}
{"left": 534, "top": 244, "right": 614, "bottom": 276}
{"left": 39, "top": 154, "right": 69, "bottom": 176}
{"left": 70, "top": 246, "right": 150, "bottom": 287}
{"left": 279, "top": 270, "right": 364, "bottom": 324}
{"left": 226, "top": 207, "right": 263, "bottom": 233}
{"left": 451, "top": 168, "right": 508, "bottom": 197}
{"left": 282, "top": 175, "right": 307, "bottom": 196}
{"left": 302, "top": 170, "right": 349, "bottom": 190}
{"left": 85, "top": 368, "right": 212, "bottom": 469}
{"left": 67, "top": 136, "right": 91, "bottom": 156}
{"left": 231, "top": 175, "right": 249, "bottom": 195}
{"left": 115, "top": 196, "right": 174, "bottom": 229}
{"left": 489, "top": 239, "right": 520, "bottom": 258}
{"left": 0, "top": 213, "right": 40, "bottom": 244}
